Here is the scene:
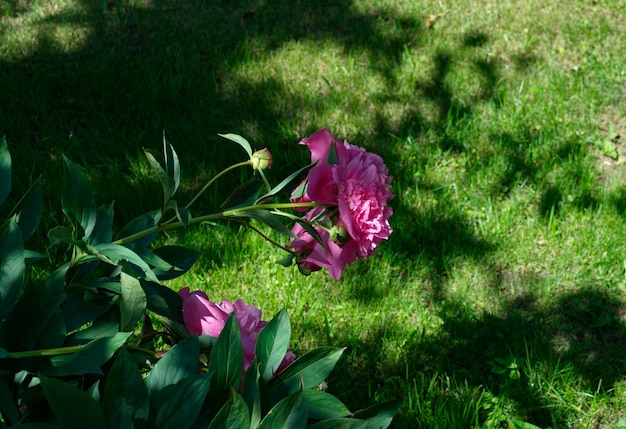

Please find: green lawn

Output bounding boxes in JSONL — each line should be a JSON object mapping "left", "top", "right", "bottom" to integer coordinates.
{"left": 2, "top": 0, "right": 626, "bottom": 427}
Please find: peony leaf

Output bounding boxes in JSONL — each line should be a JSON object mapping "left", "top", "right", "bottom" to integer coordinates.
{"left": 221, "top": 180, "right": 263, "bottom": 211}
{"left": 151, "top": 245, "right": 202, "bottom": 280}
{"left": 12, "top": 176, "right": 43, "bottom": 239}
{"left": 207, "top": 390, "right": 251, "bottom": 429}
{"left": 151, "top": 372, "right": 211, "bottom": 429}
{"left": 269, "top": 347, "right": 345, "bottom": 398}
{"left": 120, "top": 272, "right": 147, "bottom": 331}
{"left": 208, "top": 314, "right": 244, "bottom": 414}
{"left": 49, "top": 332, "right": 131, "bottom": 376}
{"left": 258, "top": 388, "right": 307, "bottom": 429}
{"left": 62, "top": 155, "right": 97, "bottom": 239}
{"left": 241, "top": 363, "right": 267, "bottom": 429}
{"left": 256, "top": 163, "right": 313, "bottom": 202}
{"left": 0, "top": 136, "right": 11, "bottom": 206}
{"left": 308, "top": 419, "right": 367, "bottom": 429}
{"left": 0, "top": 217, "right": 24, "bottom": 321}
{"left": 304, "top": 390, "right": 352, "bottom": 420}
{"left": 23, "top": 249, "right": 47, "bottom": 264}
{"left": 41, "top": 377, "right": 106, "bottom": 429}
{"left": 140, "top": 280, "right": 183, "bottom": 320}
{"left": 143, "top": 148, "right": 177, "bottom": 208}
{"left": 86, "top": 203, "right": 114, "bottom": 246}
{"left": 163, "top": 133, "right": 180, "bottom": 198}
{"left": 165, "top": 199, "right": 191, "bottom": 227}
{"left": 218, "top": 133, "right": 253, "bottom": 158}
{"left": 47, "top": 225, "right": 75, "bottom": 248}
{"left": 255, "top": 308, "right": 291, "bottom": 382}
{"left": 61, "top": 292, "right": 113, "bottom": 333}
{"left": 352, "top": 398, "right": 402, "bottom": 429}
{"left": 90, "top": 243, "right": 159, "bottom": 283}
{"left": 230, "top": 209, "right": 295, "bottom": 238}
{"left": 117, "top": 209, "right": 162, "bottom": 250}
{"left": 145, "top": 336, "right": 199, "bottom": 397}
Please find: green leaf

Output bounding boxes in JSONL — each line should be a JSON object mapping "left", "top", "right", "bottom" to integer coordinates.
{"left": 151, "top": 372, "right": 211, "bottom": 429}
{"left": 143, "top": 148, "right": 177, "bottom": 208}
{"left": 163, "top": 134, "right": 181, "bottom": 198}
{"left": 140, "top": 281, "right": 183, "bottom": 319}
{"left": 145, "top": 336, "right": 200, "bottom": 397}
{"left": 62, "top": 155, "right": 97, "bottom": 238}
{"left": 208, "top": 390, "right": 251, "bottom": 429}
{"left": 49, "top": 332, "right": 131, "bottom": 376}
{"left": 269, "top": 347, "right": 345, "bottom": 397}
{"left": 352, "top": 399, "right": 402, "bottom": 429}
{"left": 221, "top": 180, "right": 263, "bottom": 211}
{"left": 294, "top": 217, "right": 329, "bottom": 251}
{"left": 218, "top": 133, "right": 253, "bottom": 158}
{"left": 256, "top": 163, "right": 313, "bottom": 202}
{"left": 103, "top": 348, "right": 150, "bottom": 429}
{"left": 117, "top": 209, "right": 162, "bottom": 249}
{"left": 255, "top": 309, "right": 291, "bottom": 381}
{"left": 87, "top": 203, "right": 114, "bottom": 245}
{"left": 0, "top": 136, "right": 11, "bottom": 206}
{"left": 90, "top": 243, "right": 159, "bottom": 283}
{"left": 276, "top": 253, "right": 295, "bottom": 267}
{"left": 120, "top": 272, "right": 147, "bottom": 331}
{"left": 151, "top": 245, "right": 201, "bottom": 280}
{"left": 258, "top": 388, "right": 307, "bottom": 429}
{"left": 241, "top": 363, "right": 265, "bottom": 429}
{"left": 308, "top": 419, "right": 367, "bottom": 429}
{"left": 12, "top": 176, "right": 43, "bottom": 239}
{"left": 304, "top": 390, "right": 352, "bottom": 420}
{"left": 230, "top": 209, "right": 295, "bottom": 237}
{"left": 23, "top": 249, "right": 47, "bottom": 264}
{"left": 48, "top": 225, "right": 75, "bottom": 248}
{"left": 41, "top": 376, "right": 106, "bottom": 429}
{"left": 165, "top": 199, "right": 191, "bottom": 227}
{"left": 209, "top": 314, "right": 244, "bottom": 400}
{"left": 61, "top": 292, "right": 114, "bottom": 333}
{"left": 0, "top": 217, "right": 24, "bottom": 321}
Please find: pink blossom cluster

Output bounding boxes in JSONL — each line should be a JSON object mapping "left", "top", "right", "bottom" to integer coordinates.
{"left": 178, "top": 287, "right": 295, "bottom": 374}
{"left": 290, "top": 128, "right": 393, "bottom": 280}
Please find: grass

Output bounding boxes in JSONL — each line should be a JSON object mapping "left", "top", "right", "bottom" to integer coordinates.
{"left": 2, "top": 0, "right": 626, "bottom": 427}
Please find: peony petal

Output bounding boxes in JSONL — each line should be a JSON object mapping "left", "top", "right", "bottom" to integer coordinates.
{"left": 300, "top": 128, "right": 339, "bottom": 164}
{"left": 307, "top": 165, "right": 337, "bottom": 204}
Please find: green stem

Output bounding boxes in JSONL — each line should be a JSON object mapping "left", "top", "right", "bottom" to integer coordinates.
{"left": 3, "top": 345, "right": 84, "bottom": 359}
{"left": 184, "top": 160, "right": 253, "bottom": 211}
{"left": 113, "top": 202, "right": 327, "bottom": 246}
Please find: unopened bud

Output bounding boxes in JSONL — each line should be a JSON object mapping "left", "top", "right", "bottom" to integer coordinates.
{"left": 251, "top": 148, "right": 272, "bottom": 170}
{"left": 329, "top": 225, "right": 349, "bottom": 244}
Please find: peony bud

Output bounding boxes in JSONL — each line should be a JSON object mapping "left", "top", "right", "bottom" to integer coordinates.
{"left": 251, "top": 148, "right": 272, "bottom": 170}
{"left": 329, "top": 225, "right": 349, "bottom": 244}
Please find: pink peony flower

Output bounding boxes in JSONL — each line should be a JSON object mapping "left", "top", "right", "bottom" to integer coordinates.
{"left": 289, "top": 129, "right": 393, "bottom": 279}
{"left": 178, "top": 288, "right": 292, "bottom": 374}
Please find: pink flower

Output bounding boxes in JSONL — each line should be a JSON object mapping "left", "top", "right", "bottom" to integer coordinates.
{"left": 178, "top": 288, "right": 292, "bottom": 374}
{"left": 289, "top": 129, "right": 393, "bottom": 279}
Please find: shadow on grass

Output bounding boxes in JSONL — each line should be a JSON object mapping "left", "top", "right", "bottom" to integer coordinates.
{"left": 327, "top": 279, "right": 626, "bottom": 427}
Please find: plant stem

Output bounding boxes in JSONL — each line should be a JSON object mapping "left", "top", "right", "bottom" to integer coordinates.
{"left": 113, "top": 202, "right": 326, "bottom": 246}
{"left": 3, "top": 345, "right": 84, "bottom": 359}
{"left": 184, "top": 160, "right": 253, "bottom": 211}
